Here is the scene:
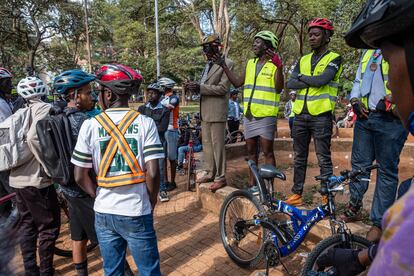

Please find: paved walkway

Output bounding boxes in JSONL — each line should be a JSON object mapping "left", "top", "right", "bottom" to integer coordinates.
{"left": 12, "top": 174, "right": 306, "bottom": 275}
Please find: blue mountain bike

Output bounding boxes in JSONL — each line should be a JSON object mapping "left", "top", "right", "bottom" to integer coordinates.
{"left": 219, "top": 160, "right": 376, "bottom": 275}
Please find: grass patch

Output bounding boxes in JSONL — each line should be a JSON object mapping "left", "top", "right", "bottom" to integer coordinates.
{"left": 180, "top": 105, "right": 200, "bottom": 114}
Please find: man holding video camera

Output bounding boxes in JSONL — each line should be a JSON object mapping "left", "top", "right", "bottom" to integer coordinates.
{"left": 185, "top": 34, "right": 233, "bottom": 192}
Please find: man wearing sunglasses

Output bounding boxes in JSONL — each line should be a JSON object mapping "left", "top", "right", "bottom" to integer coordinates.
{"left": 186, "top": 34, "right": 234, "bottom": 192}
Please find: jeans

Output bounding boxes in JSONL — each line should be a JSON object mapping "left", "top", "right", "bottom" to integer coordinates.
{"left": 178, "top": 144, "right": 203, "bottom": 164}
{"left": 349, "top": 112, "right": 408, "bottom": 227}
{"left": 165, "top": 130, "right": 179, "bottom": 161}
{"left": 288, "top": 117, "right": 294, "bottom": 137}
{"left": 227, "top": 119, "right": 240, "bottom": 134}
{"left": 159, "top": 158, "right": 166, "bottom": 192}
{"left": 15, "top": 186, "right": 60, "bottom": 275}
{"left": 292, "top": 113, "right": 333, "bottom": 195}
{"left": 95, "top": 212, "right": 161, "bottom": 276}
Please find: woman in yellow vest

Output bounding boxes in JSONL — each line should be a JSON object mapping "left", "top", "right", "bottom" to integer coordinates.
{"left": 285, "top": 18, "right": 343, "bottom": 206}
{"left": 214, "top": 30, "right": 284, "bottom": 190}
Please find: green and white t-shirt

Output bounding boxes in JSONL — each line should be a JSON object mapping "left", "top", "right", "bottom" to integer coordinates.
{"left": 71, "top": 108, "right": 164, "bottom": 217}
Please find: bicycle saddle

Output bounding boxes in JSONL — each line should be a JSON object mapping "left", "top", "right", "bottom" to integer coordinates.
{"left": 259, "top": 164, "right": 286, "bottom": 180}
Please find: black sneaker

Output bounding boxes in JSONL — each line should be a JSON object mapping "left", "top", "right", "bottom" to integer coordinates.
{"left": 159, "top": 191, "right": 169, "bottom": 202}
{"left": 166, "top": 182, "right": 177, "bottom": 191}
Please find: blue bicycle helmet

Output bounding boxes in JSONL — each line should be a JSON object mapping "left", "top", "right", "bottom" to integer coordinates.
{"left": 53, "top": 69, "right": 95, "bottom": 95}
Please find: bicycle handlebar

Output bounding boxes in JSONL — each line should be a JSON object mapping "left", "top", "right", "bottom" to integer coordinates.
{"left": 340, "top": 164, "right": 380, "bottom": 181}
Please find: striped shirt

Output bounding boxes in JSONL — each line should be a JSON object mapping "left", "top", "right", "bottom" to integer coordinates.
{"left": 71, "top": 108, "right": 164, "bottom": 216}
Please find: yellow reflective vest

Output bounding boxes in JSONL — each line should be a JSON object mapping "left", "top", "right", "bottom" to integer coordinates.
{"left": 359, "top": 49, "right": 391, "bottom": 107}
{"left": 243, "top": 58, "right": 280, "bottom": 118}
{"left": 293, "top": 51, "right": 343, "bottom": 116}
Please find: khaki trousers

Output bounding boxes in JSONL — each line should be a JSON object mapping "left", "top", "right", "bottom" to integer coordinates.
{"left": 201, "top": 121, "right": 226, "bottom": 181}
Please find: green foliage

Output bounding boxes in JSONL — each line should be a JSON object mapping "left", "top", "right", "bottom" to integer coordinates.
{"left": 0, "top": 0, "right": 367, "bottom": 88}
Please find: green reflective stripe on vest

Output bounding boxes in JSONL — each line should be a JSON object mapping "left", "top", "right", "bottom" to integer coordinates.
{"left": 359, "top": 49, "right": 391, "bottom": 107}
{"left": 243, "top": 58, "right": 280, "bottom": 118}
{"left": 293, "top": 51, "right": 342, "bottom": 116}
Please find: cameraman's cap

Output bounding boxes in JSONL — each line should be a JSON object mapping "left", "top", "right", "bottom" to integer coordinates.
{"left": 201, "top": 34, "right": 221, "bottom": 45}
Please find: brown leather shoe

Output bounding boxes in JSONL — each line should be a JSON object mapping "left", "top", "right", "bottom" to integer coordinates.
{"left": 209, "top": 179, "right": 227, "bottom": 193}
{"left": 196, "top": 175, "right": 214, "bottom": 183}
{"left": 366, "top": 226, "right": 382, "bottom": 243}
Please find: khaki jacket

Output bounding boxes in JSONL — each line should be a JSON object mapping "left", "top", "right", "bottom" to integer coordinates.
{"left": 10, "top": 99, "right": 52, "bottom": 189}
{"left": 200, "top": 58, "right": 234, "bottom": 122}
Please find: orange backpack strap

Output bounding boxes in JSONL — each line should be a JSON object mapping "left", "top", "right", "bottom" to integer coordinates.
{"left": 95, "top": 110, "right": 145, "bottom": 187}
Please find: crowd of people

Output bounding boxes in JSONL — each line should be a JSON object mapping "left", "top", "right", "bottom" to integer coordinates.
{"left": 0, "top": 0, "right": 413, "bottom": 275}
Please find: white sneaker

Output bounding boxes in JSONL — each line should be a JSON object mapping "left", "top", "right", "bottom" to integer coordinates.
{"left": 159, "top": 191, "right": 169, "bottom": 202}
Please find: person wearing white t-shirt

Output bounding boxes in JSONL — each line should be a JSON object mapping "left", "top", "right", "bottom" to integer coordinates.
{"left": 71, "top": 64, "right": 163, "bottom": 276}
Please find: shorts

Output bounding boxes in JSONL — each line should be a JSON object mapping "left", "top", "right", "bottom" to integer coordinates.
{"left": 66, "top": 195, "right": 98, "bottom": 243}
{"left": 164, "top": 130, "right": 179, "bottom": 161}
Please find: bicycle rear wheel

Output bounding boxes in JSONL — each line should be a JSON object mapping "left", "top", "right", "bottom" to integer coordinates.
{"left": 229, "top": 130, "right": 245, "bottom": 143}
{"left": 219, "top": 190, "right": 267, "bottom": 268}
{"left": 301, "top": 234, "right": 372, "bottom": 275}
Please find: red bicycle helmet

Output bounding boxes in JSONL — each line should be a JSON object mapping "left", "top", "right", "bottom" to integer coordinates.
{"left": 96, "top": 64, "right": 143, "bottom": 95}
{"left": 308, "top": 18, "right": 334, "bottom": 32}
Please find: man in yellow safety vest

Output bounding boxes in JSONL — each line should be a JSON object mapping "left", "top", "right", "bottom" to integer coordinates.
{"left": 285, "top": 18, "right": 343, "bottom": 206}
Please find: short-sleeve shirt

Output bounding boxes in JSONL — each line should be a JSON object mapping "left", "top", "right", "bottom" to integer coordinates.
{"left": 71, "top": 108, "right": 165, "bottom": 217}
{"left": 161, "top": 93, "right": 180, "bottom": 130}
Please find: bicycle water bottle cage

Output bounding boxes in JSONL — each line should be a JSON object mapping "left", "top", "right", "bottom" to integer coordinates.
{"left": 259, "top": 164, "right": 286, "bottom": 181}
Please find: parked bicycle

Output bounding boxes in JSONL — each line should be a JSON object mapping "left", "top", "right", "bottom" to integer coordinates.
{"left": 225, "top": 128, "right": 245, "bottom": 144}
{"left": 180, "top": 126, "right": 201, "bottom": 191}
{"left": 219, "top": 160, "right": 376, "bottom": 275}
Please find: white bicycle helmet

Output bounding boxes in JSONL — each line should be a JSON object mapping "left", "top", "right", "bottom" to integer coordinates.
{"left": 17, "top": 77, "right": 49, "bottom": 99}
{"left": 0, "top": 68, "right": 12, "bottom": 79}
{"left": 158, "top": 77, "right": 176, "bottom": 89}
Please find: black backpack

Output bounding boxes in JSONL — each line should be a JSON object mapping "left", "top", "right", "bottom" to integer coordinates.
{"left": 36, "top": 112, "right": 74, "bottom": 186}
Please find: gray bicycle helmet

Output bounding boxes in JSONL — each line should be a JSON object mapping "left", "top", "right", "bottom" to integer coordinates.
{"left": 158, "top": 77, "right": 176, "bottom": 89}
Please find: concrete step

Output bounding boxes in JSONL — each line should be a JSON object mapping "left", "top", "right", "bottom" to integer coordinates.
{"left": 226, "top": 138, "right": 414, "bottom": 160}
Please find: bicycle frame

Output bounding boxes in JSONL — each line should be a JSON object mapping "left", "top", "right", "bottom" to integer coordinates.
{"left": 246, "top": 200, "right": 330, "bottom": 257}
{"left": 245, "top": 160, "right": 342, "bottom": 257}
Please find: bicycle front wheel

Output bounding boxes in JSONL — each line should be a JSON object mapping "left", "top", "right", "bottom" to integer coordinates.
{"left": 219, "top": 190, "right": 268, "bottom": 268}
{"left": 301, "top": 234, "right": 372, "bottom": 275}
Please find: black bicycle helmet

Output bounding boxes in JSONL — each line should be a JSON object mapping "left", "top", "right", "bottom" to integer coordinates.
{"left": 345, "top": 0, "right": 414, "bottom": 49}
{"left": 345, "top": 0, "right": 414, "bottom": 96}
